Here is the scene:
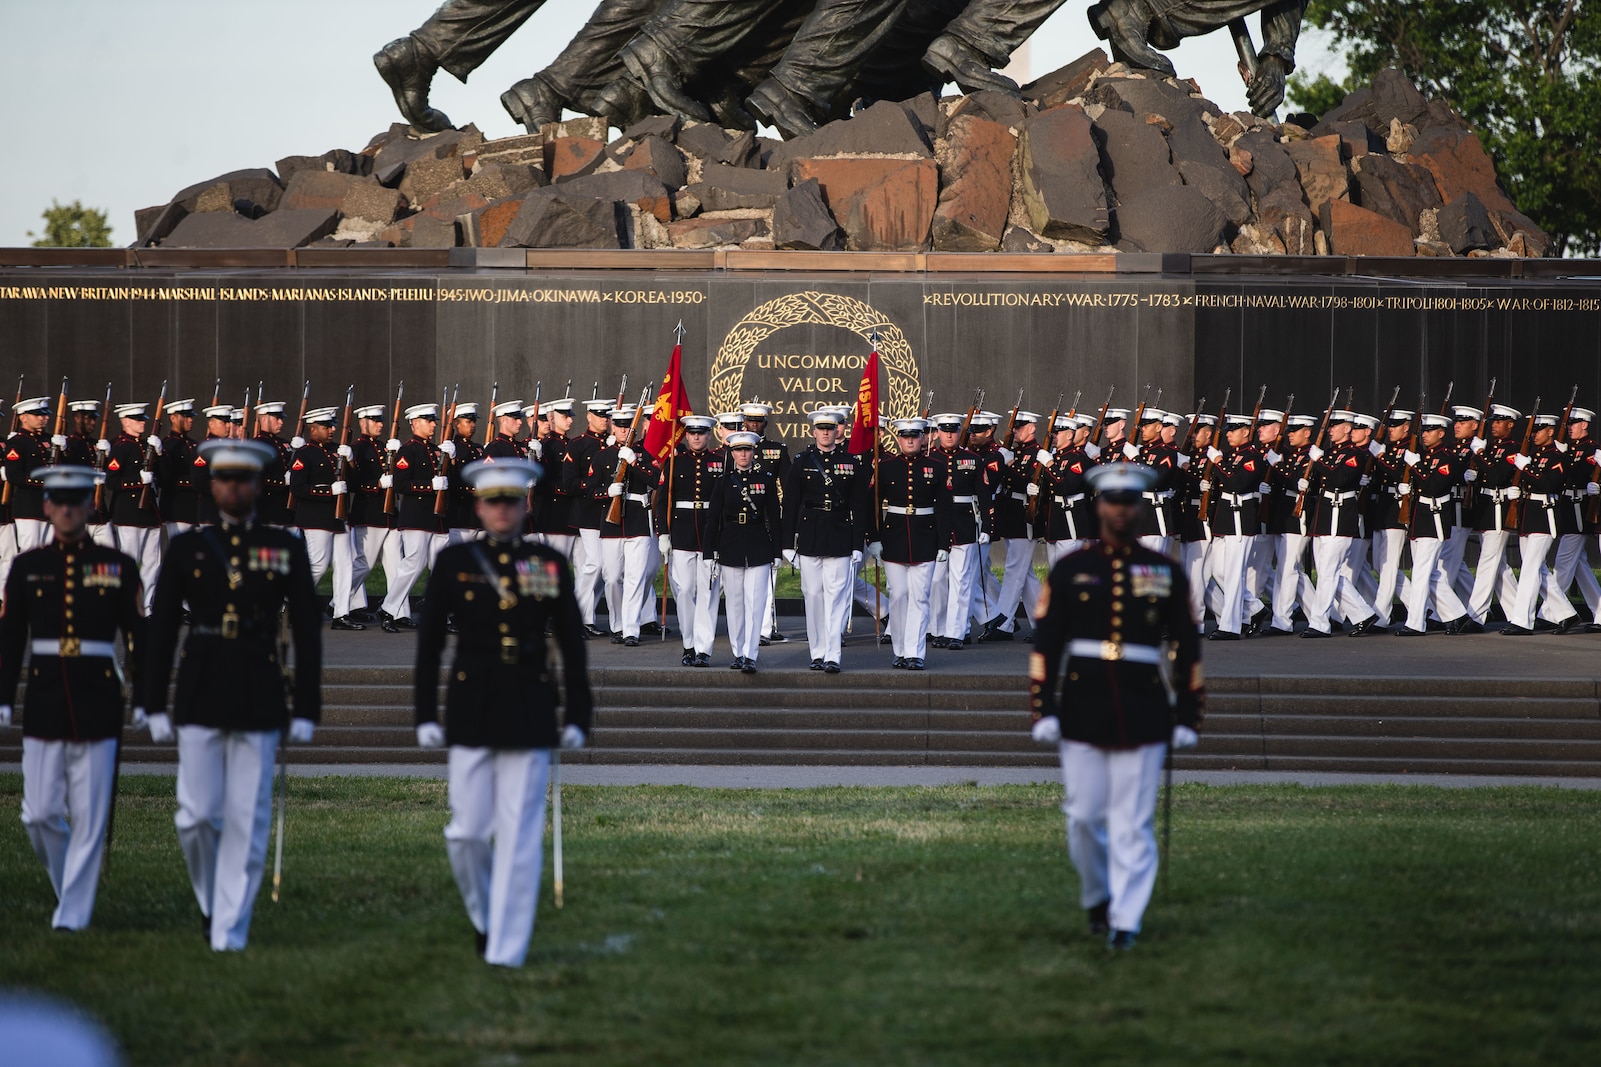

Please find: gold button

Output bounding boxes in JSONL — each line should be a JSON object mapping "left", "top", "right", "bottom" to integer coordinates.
{"left": 194, "top": 569, "right": 202, "bottom": 577}
{"left": 231, "top": 536, "right": 240, "bottom": 546}
{"left": 65, "top": 611, "right": 73, "bottom": 619}
{"left": 499, "top": 623, "right": 509, "bottom": 633}
{"left": 499, "top": 553, "right": 509, "bottom": 564}
{"left": 65, "top": 594, "right": 73, "bottom": 604}
{"left": 465, "top": 590, "right": 475, "bottom": 601}
{"left": 1079, "top": 591, "right": 1090, "bottom": 602}
{"left": 226, "top": 603, "right": 234, "bottom": 612}
{"left": 457, "top": 671, "right": 467, "bottom": 681}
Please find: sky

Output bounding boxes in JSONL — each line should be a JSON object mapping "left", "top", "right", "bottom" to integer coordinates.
{"left": 1, "top": 1, "right": 1344, "bottom": 247}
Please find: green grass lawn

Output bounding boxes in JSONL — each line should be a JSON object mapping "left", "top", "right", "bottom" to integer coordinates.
{"left": 3, "top": 778, "right": 1598, "bottom": 1066}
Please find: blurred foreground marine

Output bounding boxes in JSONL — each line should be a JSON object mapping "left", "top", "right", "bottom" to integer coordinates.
{"left": 1, "top": 465, "right": 145, "bottom": 932}
{"left": 1028, "top": 462, "right": 1204, "bottom": 951}
{"left": 414, "top": 457, "right": 594, "bottom": 968}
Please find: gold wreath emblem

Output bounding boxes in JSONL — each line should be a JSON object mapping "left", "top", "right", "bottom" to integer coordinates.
{"left": 709, "top": 291, "right": 921, "bottom": 440}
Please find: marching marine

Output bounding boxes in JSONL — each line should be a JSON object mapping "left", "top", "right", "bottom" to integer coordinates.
{"left": 928, "top": 412, "right": 994, "bottom": 650}
{"left": 289, "top": 407, "right": 363, "bottom": 630}
{"left": 588, "top": 405, "right": 659, "bottom": 645}
{"left": 1396, "top": 413, "right": 1470, "bottom": 636}
{"left": 656, "top": 414, "right": 724, "bottom": 666}
{"left": 1203, "top": 411, "right": 1264, "bottom": 640}
{"left": 1460, "top": 404, "right": 1522, "bottom": 630}
{"left": 872, "top": 418, "right": 952, "bottom": 670}
{"left": 252, "top": 401, "right": 297, "bottom": 527}
{"left": 986, "top": 410, "right": 1044, "bottom": 642}
{"left": 1, "top": 465, "right": 145, "bottom": 931}
{"left": 568, "top": 399, "right": 613, "bottom": 637}
{"left": 156, "top": 399, "right": 200, "bottom": 539}
{"left": 104, "top": 403, "right": 165, "bottom": 612}
{"left": 347, "top": 403, "right": 401, "bottom": 625}
{"left": 445, "top": 402, "right": 485, "bottom": 545}
{"left": 702, "top": 431, "right": 782, "bottom": 671}
{"left": 412, "top": 457, "right": 592, "bottom": 968}
{"left": 3, "top": 396, "right": 54, "bottom": 554}
{"left": 380, "top": 403, "right": 450, "bottom": 632}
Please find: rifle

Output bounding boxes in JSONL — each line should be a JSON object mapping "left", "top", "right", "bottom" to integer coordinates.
{"left": 0, "top": 374, "right": 20, "bottom": 505}
{"left": 957, "top": 389, "right": 984, "bottom": 449}
{"left": 1292, "top": 390, "right": 1340, "bottom": 519}
{"left": 49, "top": 377, "right": 69, "bottom": 465}
{"left": 381, "top": 381, "right": 405, "bottom": 515}
{"left": 253, "top": 381, "right": 264, "bottom": 439}
{"left": 1196, "top": 389, "right": 1234, "bottom": 517}
{"left": 1356, "top": 385, "right": 1403, "bottom": 513}
{"left": 241, "top": 385, "right": 253, "bottom": 444}
{"left": 136, "top": 380, "right": 168, "bottom": 511}
{"left": 1088, "top": 385, "right": 1117, "bottom": 445}
{"left": 1179, "top": 396, "right": 1207, "bottom": 457}
{"left": 211, "top": 377, "right": 221, "bottom": 408}
{"left": 433, "top": 385, "right": 457, "bottom": 515}
{"left": 1127, "top": 384, "right": 1154, "bottom": 457}
{"left": 1000, "top": 388, "right": 1025, "bottom": 450}
{"left": 333, "top": 385, "right": 356, "bottom": 521}
{"left": 92, "top": 381, "right": 113, "bottom": 511}
{"left": 1470, "top": 378, "right": 1496, "bottom": 509}
{"left": 527, "top": 381, "right": 542, "bottom": 512}
{"left": 1026, "top": 392, "right": 1066, "bottom": 525}
{"left": 483, "top": 381, "right": 498, "bottom": 447}
{"left": 921, "top": 389, "right": 933, "bottom": 420}
{"left": 1396, "top": 389, "right": 1428, "bottom": 525}
{"left": 1243, "top": 383, "right": 1269, "bottom": 441}
{"left": 284, "top": 379, "right": 311, "bottom": 510}
{"left": 1505, "top": 397, "right": 1542, "bottom": 529}
{"left": 604, "top": 386, "right": 653, "bottom": 525}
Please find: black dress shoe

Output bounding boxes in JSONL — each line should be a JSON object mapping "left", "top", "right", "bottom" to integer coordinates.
{"left": 984, "top": 625, "right": 1014, "bottom": 642}
{"left": 381, "top": 618, "right": 402, "bottom": 634}
{"left": 1347, "top": 615, "right": 1382, "bottom": 637}
{"left": 1299, "top": 628, "right": 1331, "bottom": 638}
{"left": 1086, "top": 900, "right": 1110, "bottom": 936}
{"left": 1554, "top": 617, "right": 1585, "bottom": 635}
{"left": 929, "top": 636, "right": 947, "bottom": 649}
{"left": 759, "top": 634, "right": 771, "bottom": 647}
{"left": 583, "top": 624, "right": 607, "bottom": 639}
{"left": 1394, "top": 627, "right": 1428, "bottom": 637}
{"left": 389, "top": 616, "right": 417, "bottom": 631}
{"left": 445, "top": 619, "right": 461, "bottom": 635}
{"left": 694, "top": 653, "right": 711, "bottom": 667}
{"left": 611, "top": 632, "right": 625, "bottom": 644}
{"left": 892, "top": 657, "right": 906, "bottom": 669}
{"left": 681, "top": 650, "right": 695, "bottom": 666}
{"left": 764, "top": 630, "right": 788, "bottom": 644}
{"left": 331, "top": 615, "right": 367, "bottom": 631}
{"left": 1426, "top": 618, "right": 1446, "bottom": 633}
{"left": 1107, "top": 929, "right": 1138, "bottom": 951}
{"left": 1263, "top": 626, "right": 1295, "bottom": 637}
{"left": 1533, "top": 619, "right": 1559, "bottom": 633}
{"left": 946, "top": 638, "right": 964, "bottom": 650}
{"left": 729, "top": 658, "right": 744, "bottom": 669}
{"left": 373, "top": 36, "right": 453, "bottom": 132}
{"left": 640, "top": 621, "right": 667, "bottom": 638}
{"left": 1455, "top": 619, "right": 1485, "bottom": 634}
{"left": 623, "top": 635, "right": 640, "bottom": 647}
{"left": 810, "top": 659, "right": 824, "bottom": 671}
{"left": 1329, "top": 619, "right": 1345, "bottom": 633}
{"left": 1501, "top": 624, "right": 1535, "bottom": 636}
{"left": 1207, "top": 630, "right": 1241, "bottom": 641}
{"left": 906, "top": 657, "right": 925, "bottom": 670}
{"left": 823, "top": 661, "right": 841, "bottom": 674}
{"left": 741, "top": 659, "right": 757, "bottom": 674}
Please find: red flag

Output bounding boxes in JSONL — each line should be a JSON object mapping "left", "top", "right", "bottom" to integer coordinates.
{"left": 848, "top": 347, "right": 880, "bottom": 455}
{"left": 643, "top": 342, "right": 695, "bottom": 463}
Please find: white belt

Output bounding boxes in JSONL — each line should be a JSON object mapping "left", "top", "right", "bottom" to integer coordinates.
{"left": 1221, "top": 492, "right": 1258, "bottom": 505}
{"left": 1053, "top": 493, "right": 1086, "bottom": 506}
{"left": 31, "top": 638, "right": 117, "bottom": 658}
{"left": 626, "top": 493, "right": 649, "bottom": 504}
{"left": 1419, "top": 494, "right": 1452, "bottom": 507}
{"left": 884, "top": 505, "right": 935, "bottom": 516}
{"left": 1529, "top": 492, "right": 1554, "bottom": 503}
{"left": 1282, "top": 488, "right": 1301, "bottom": 497}
{"left": 1142, "top": 490, "right": 1175, "bottom": 501}
{"left": 1010, "top": 492, "right": 1029, "bottom": 502}
{"left": 1067, "top": 639, "right": 1163, "bottom": 664}
{"left": 1484, "top": 488, "right": 1513, "bottom": 502}
{"left": 1322, "top": 490, "right": 1357, "bottom": 502}
{"left": 674, "top": 500, "right": 709, "bottom": 509}
{"left": 951, "top": 495, "right": 978, "bottom": 504}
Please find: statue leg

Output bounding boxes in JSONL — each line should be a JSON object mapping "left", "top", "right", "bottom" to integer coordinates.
{"left": 375, "top": 0, "right": 548, "bottom": 132}
{"left": 1085, "top": 0, "right": 1181, "bottom": 77}
{"left": 503, "top": 0, "right": 659, "bottom": 132}
{"left": 850, "top": 0, "right": 972, "bottom": 107}
{"left": 747, "top": 0, "right": 913, "bottom": 137}
{"left": 611, "top": 0, "right": 789, "bottom": 123}
{"left": 924, "top": 0, "right": 1078, "bottom": 95}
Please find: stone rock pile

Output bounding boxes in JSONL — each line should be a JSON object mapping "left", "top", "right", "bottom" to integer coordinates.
{"left": 135, "top": 56, "right": 1549, "bottom": 258}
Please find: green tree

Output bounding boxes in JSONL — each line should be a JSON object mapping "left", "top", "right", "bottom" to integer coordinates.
{"left": 27, "top": 199, "right": 114, "bottom": 248}
{"left": 1288, "top": 1, "right": 1600, "bottom": 255}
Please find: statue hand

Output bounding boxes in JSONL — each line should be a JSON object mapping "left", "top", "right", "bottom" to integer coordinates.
{"left": 1248, "top": 55, "right": 1288, "bottom": 118}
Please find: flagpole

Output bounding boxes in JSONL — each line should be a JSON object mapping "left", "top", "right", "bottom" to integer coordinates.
{"left": 870, "top": 332, "right": 882, "bottom": 642}
{"left": 659, "top": 320, "right": 686, "bottom": 641}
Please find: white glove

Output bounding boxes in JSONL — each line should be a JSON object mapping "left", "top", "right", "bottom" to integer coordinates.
{"left": 1359, "top": 475, "right": 1371, "bottom": 487}
{"left": 1122, "top": 442, "right": 1140, "bottom": 461}
{"left": 379, "top": 474, "right": 394, "bottom": 489}
{"left": 1587, "top": 482, "right": 1599, "bottom": 496}
{"left": 529, "top": 439, "right": 543, "bottom": 459}
{"left": 147, "top": 713, "right": 174, "bottom": 744}
{"left": 385, "top": 438, "right": 401, "bottom": 452}
{"left": 784, "top": 549, "right": 798, "bottom": 566}
{"left": 95, "top": 438, "right": 111, "bottom": 453}
{"left": 51, "top": 433, "right": 67, "bottom": 449}
{"left": 1513, "top": 454, "right": 1532, "bottom": 470}
{"left": 1555, "top": 441, "right": 1569, "bottom": 453}
{"left": 290, "top": 436, "right": 306, "bottom": 450}
{"left": 1461, "top": 469, "right": 1477, "bottom": 483}
{"left": 431, "top": 475, "right": 449, "bottom": 491}
{"left": 1084, "top": 442, "right": 1101, "bottom": 460}
{"left": 337, "top": 444, "right": 353, "bottom": 460}
{"left": 1030, "top": 715, "right": 1062, "bottom": 745}
{"left": 0, "top": 705, "right": 10, "bottom": 728}
{"left": 1296, "top": 478, "right": 1309, "bottom": 492}
{"left": 1307, "top": 445, "right": 1324, "bottom": 462}
{"left": 139, "top": 470, "right": 154, "bottom": 485}
{"left": 130, "top": 707, "right": 148, "bottom": 731}
{"left": 288, "top": 718, "right": 315, "bottom": 743}
{"left": 1175, "top": 452, "right": 1190, "bottom": 468}
{"left": 998, "top": 447, "right": 1014, "bottom": 465}
{"left": 849, "top": 550, "right": 862, "bottom": 566}
{"left": 866, "top": 541, "right": 883, "bottom": 560}
{"left": 1403, "top": 450, "right": 1421, "bottom": 466}
{"left": 416, "top": 722, "right": 445, "bottom": 749}
{"left": 1206, "top": 446, "right": 1223, "bottom": 463}
{"left": 1507, "top": 486, "right": 1522, "bottom": 500}
{"left": 607, "top": 482, "right": 624, "bottom": 497}
{"left": 1369, "top": 440, "right": 1385, "bottom": 456}
{"left": 1265, "top": 449, "right": 1282, "bottom": 465}
{"left": 617, "top": 446, "right": 636, "bottom": 465}
{"left": 936, "top": 549, "right": 949, "bottom": 563}
{"left": 438, "top": 440, "right": 456, "bottom": 457}
{"left": 1396, "top": 482, "right": 1411, "bottom": 496}
{"left": 1035, "top": 449, "right": 1053, "bottom": 466}
{"left": 1257, "top": 482, "right": 1272, "bottom": 496}
{"left": 658, "top": 534, "right": 672, "bottom": 555}
{"left": 977, "top": 531, "right": 990, "bottom": 544}
{"left": 606, "top": 435, "right": 617, "bottom": 447}
{"left": 1471, "top": 437, "right": 1487, "bottom": 453}
{"left": 146, "top": 435, "right": 163, "bottom": 453}
{"left": 1199, "top": 480, "right": 1212, "bottom": 493}
{"left": 1025, "top": 482, "right": 1040, "bottom": 497}
{"left": 1171, "top": 724, "right": 1200, "bottom": 750}
{"left": 330, "top": 480, "right": 348, "bottom": 496}
{"left": 560, "top": 724, "right": 587, "bottom": 750}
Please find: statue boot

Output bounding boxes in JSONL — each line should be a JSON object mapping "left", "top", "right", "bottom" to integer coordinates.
{"left": 745, "top": 80, "right": 820, "bottom": 140}
{"left": 704, "top": 82, "right": 758, "bottom": 132}
{"left": 920, "top": 34, "right": 1020, "bottom": 97}
{"left": 501, "top": 76, "right": 565, "bottom": 134}
{"left": 617, "top": 35, "right": 714, "bottom": 123}
{"left": 1086, "top": 0, "right": 1179, "bottom": 78}
{"left": 588, "top": 74, "right": 660, "bottom": 131}
{"left": 373, "top": 36, "right": 454, "bottom": 133}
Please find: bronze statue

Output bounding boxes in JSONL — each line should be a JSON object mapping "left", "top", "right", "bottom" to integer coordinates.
{"left": 745, "top": 0, "right": 916, "bottom": 137}
{"left": 374, "top": 1, "right": 552, "bottom": 133}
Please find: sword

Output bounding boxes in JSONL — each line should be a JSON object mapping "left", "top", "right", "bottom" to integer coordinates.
{"left": 271, "top": 611, "right": 293, "bottom": 903}
{"left": 552, "top": 751, "right": 565, "bottom": 908}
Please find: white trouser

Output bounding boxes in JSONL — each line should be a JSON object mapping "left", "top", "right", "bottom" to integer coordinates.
{"left": 1508, "top": 534, "right": 1569, "bottom": 628}
{"left": 1059, "top": 739, "right": 1167, "bottom": 934}
{"left": 13, "top": 516, "right": 49, "bottom": 553}
{"left": 1270, "top": 533, "right": 1313, "bottom": 630}
{"left": 938, "top": 542, "right": 983, "bottom": 639}
{"left": 799, "top": 554, "right": 853, "bottom": 664}
{"left": 114, "top": 525, "right": 162, "bottom": 612}
{"left": 1546, "top": 533, "right": 1601, "bottom": 623}
{"left": 539, "top": 532, "right": 577, "bottom": 564}
{"left": 1440, "top": 524, "right": 1471, "bottom": 599}
{"left": 640, "top": 533, "right": 662, "bottom": 629}
{"left": 350, "top": 524, "right": 403, "bottom": 612}
{"left": 1466, "top": 528, "right": 1519, "bottom": 624}
{"left": 21, "top": 737, "right": 118, "bottom": 931}
{"left": 724, "top": 563, "right": 772, "bottom": 661}
{"left": 381, "top": 529, "right": 446, "bottom": 620}
{"left": 601, "top": 536, "right": 651, "bottom": 639}
{"left": 1403, "top": 536, "right": 1467, "bottom": 630}
{"left": 853, "top": 560, "right": 885, "bottom": 623}
{"left": 0, "top": 523, "right": 17, "bottom": 590}
{"left": 175, "top": 725, "right": 278, "bottom": 952}
{"left": 165, "top": 521, "right": 194, "bottom": 542}
{"left": 574, "top": 528, "right": 604, "bottom": 625}
{"left": 885, "top": 560, "right": 935, "bottom": 659}
{"left": 1137, "top": 534, "right": 1174, "bottom": 558}
{"left": 993, "top": 537, "right": 1042, "bottom": 632}
{"left": 1211, "top": 534, "right": 1252, "bottom": 634}
{"left": 668, "top": 549, "right": 720, "bottom": 653}
{"left": 301, "top": 529, "right": 355, "bottom": 618}
{"left": 88, "top": 522, "right": 115, "bottom": 548}
{"left": 1045, "top": 539, "right": 1087, "bottom": 570}
{"left": 1306, "top": 536, "right": 1373, "bottom": 632}
{"left": 1246, "top": 533, "right": 1275, "bottom": 609}
{"left": 1369, "top": 528, "right": 1407, "bottom": 625}
{"left": 1180, "top": 539, "right": 1209, "bottom": 631}
{"left": 445, "top": 746, "right": 550, "bottom": 968}
{"left": 762, "top": 563, "right": 779, "bottom": 637}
